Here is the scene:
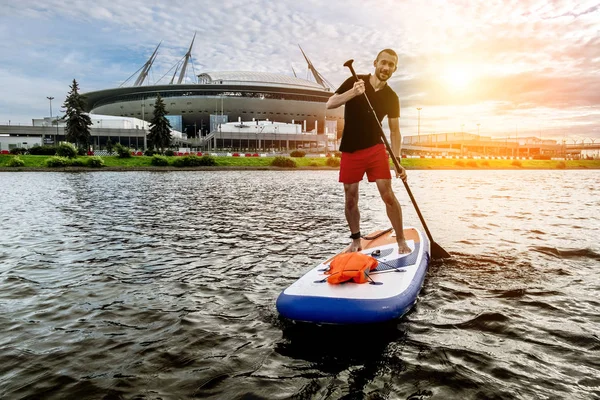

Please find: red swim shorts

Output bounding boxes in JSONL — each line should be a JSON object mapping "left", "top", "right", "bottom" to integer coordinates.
{"left": 339, "top": 143, "right": 392, "bottom": 184}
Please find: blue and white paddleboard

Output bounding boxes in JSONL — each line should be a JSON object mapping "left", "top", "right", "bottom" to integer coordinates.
{"left": 276, "top": 227, "right": 430, "bottom": 324}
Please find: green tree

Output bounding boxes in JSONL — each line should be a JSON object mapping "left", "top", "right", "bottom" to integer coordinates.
{"left": 148, "top": 94, "right": 172, "bottom": 153}
{"left": 62, "top": 79, "right": 92, "bottom": 151}
{"left": 106, "top": 138, "right": 113, "bottom": 153}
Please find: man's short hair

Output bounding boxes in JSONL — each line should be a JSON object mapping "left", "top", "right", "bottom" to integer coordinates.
{"left": 376, "top": 49, "right": 398, "bottom": 61}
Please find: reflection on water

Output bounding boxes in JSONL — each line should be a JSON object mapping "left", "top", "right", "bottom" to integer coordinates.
{"left": 0, "top": 170, "right": 598, "bottom": 399}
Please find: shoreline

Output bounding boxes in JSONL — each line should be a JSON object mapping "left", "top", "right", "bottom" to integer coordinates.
{"left": 1, "top": 154, "right": 599, "bottom": 171}
{"left": 1, "top": 165, "right": 599, "bottom": 172}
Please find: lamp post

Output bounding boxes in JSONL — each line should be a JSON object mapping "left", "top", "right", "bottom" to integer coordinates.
{"left": 461, "top": 124, "right": 465, "bottom": 156}
{"left": 142, "top": 103, "right": 147, "bottom": 150}
{"left": 119, "top": 106, "right": 124, "bottom": 145}
{"left": 477, "top": 123, "right": 481, "bottom": 155}
{"left": 46, "top": 96, "right": 54, "bottom": 145}
{"left": 589, "top": 137, "right": 598, "bottom": 159}
{"left": 416, "top": 107, "right": 422, "bottom": 144}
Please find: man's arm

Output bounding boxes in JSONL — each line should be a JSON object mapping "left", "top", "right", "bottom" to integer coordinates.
{"left": 389, "top": 117, "right": 407, "bottom": 181}
{"left": 326, "top": 80, "right": 365, "bottom": 109}
{"left": 389, "top": 117, "right": 401, "bottom": 157}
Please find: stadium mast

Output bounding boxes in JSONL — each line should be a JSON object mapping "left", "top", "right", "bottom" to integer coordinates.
{"left": 177, "top": 32, "right": 196, "bottom": 84}
{"left": 298, "top": 45, "right": 333, "bottom": 90}
{"left": 134, "top": 42, "right": 161, "bottom": 87}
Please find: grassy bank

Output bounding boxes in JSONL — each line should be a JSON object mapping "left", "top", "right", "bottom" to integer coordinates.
{"left": 1, "top": 154, "right": 599, "bottom": 170}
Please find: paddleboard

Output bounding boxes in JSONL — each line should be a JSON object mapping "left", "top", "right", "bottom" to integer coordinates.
{"left": 276, "top": 227, "right": 430, "bottom": 324}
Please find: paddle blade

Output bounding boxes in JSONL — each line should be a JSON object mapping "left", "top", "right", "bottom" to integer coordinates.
{"left": 431, "top": 241, "right": 451, "bottom": 260}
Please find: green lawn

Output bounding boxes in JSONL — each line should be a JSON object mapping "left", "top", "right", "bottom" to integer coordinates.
{"left": 99, "top": 156, "right": 153, "bottom": 167}
{"left": 396, "top": 157, "right": 600, "bottom": 169}
{"left": 1, "top": 154, "right": 599, "bottom": 170}
{"left": 0, "top": 155, "right": 49, "bottom": 168}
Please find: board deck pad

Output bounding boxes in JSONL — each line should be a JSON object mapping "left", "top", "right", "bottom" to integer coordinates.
{"left": 276, "top": 227, "right": 431, "bottom": 324}
{"left": 371, "top": 242, "right": 420, "bottom": 272}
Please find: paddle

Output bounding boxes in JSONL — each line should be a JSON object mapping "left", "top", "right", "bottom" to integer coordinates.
{"left": 343, "top": 59, "right": 451, "bottom": 260}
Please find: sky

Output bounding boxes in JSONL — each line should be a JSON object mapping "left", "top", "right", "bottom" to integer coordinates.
{"left": 1, "top": 0, "right": 599, "bottom": 141}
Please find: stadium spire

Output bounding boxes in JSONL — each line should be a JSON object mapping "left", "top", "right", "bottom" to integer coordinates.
{"left": 298, "top": 45, "right": 332, "bottom": 89}
{"left": 134, "top": 41, "right": 161, "bottom": 87}
{"left": 177, "top": 32, "right": 196, "bottom": 84}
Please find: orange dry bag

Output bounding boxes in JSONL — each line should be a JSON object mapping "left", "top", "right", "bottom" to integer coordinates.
{"left": 325, "top": 252, "right": 379, "bottom": 284}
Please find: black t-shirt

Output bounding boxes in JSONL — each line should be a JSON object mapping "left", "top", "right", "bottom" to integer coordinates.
{"left": 335, "top": 74, "right": 400, "bottom": 153}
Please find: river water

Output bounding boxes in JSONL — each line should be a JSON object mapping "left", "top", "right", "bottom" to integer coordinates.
{"left": 0, "top": 170, "right": 598, "bottom": 399}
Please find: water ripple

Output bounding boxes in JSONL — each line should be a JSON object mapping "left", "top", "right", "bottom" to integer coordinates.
{"left": 0, "top": 170, "right": 598, "bottom": 399}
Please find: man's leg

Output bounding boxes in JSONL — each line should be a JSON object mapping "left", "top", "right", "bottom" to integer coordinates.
{"left": 344, "top": 182, "right": 362, "bottom": 252}
{"left": 375, "top": 179, "right": 411, "bottom": 254}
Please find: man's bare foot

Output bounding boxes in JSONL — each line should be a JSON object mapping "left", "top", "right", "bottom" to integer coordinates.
{"left": 346, "top": 238, "right": 362, "bottom": 252}
{"left": 397, "top": 239, "right": 411, "bottom": 254}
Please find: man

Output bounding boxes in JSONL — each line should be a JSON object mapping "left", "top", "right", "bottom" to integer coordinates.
{"left": 326, "top": 49, "right": 411, "bottom": 254}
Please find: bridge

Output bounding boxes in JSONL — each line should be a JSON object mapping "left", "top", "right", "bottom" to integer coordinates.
{"left": 402, "top": 133, "right": 600, "bottom": 158}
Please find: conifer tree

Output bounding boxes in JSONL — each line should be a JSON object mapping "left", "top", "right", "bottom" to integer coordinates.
{"left": 105, "top": 138, "right": 113, "bottom": 153}
{"left": 148, "top": 94, "right": 172, "bottom": 153}
{"left": 62, "top": 79, "right": 92, "bottom": 151}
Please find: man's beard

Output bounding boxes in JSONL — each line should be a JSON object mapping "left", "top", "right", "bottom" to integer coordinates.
{"left": 376, "top": 69, "right": 391, "bottom": 81}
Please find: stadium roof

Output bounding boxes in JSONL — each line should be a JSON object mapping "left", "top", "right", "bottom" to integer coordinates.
{"left": 197, "top": 71, "right": 326, "bottom": 91}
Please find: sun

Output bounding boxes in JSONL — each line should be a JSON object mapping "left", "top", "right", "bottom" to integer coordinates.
{"left": 442, "top": 65, "right": 472, "bottom": 91}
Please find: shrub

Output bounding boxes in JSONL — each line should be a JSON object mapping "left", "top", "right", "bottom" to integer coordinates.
{"left": 164, "top": 149, "right": 175, "bottom": 156}
{"left": 290, "top": 150, "right": 306, "bottom": 157}
{"left": 198, "top": 155, "right": 217, "bottom": 166}
{"left": 333, "top": 151, "right": 342, "bottom": 158}
{"left": 56, "top": 143, "right": 78, "bottom": 158}
{"left": 556, "top": 161, "right": 566, "bottom": 169}
{"left": 105, "top": 138, "right": 114, "bottom": 153}
{"left": 114, "top": 143, "right": 132, "bottom": 158}
{"left": 9, "top": 148, "right": 27, "bottom": 155}
{"left": 172, "top": 155, "right": 217, "bottom": 167}
{"left": 77, "top": 148, "right": 86, "bottom": 156}
{"left": 172, "top": 157, "right": 186, "bottom": 167}
{"left": 466, "top": 160, "right": 478, "bottom": 168}
{"left": 29, "top": 145, "right": 57, "bottom": 155}
{"left": 481, "top": 160, "right": 490, "bottom": 166}
{"left": 144, "top": 148, "right": 158, "bottom": 156}
{"left": 326, "top": 157, "right": 341, "bottom": 167}
{"left": 7, "top": 156, "right": 25, "bottom": 167}
{"left": 271, "top": 156, "right": 297, "bottom": 168}
{"left": 309, "top": 161, "right": 319, "bottom": 167}
{"left": 454, "top": 160, "right": 465, "bottom": 167}
{"left": 70, "top": 158, "right": 86, "bottom": 167}
{"left": 46, "top": 156, "right": 71, "bottom": 167}
{"left": 151, "top": 155, "right": 170, "bottom": 166}
{"left": 87, "top": 156, "right": 105, "bottom": 168}
{"left": 511, "top": 160, "right": 522, "bottom": 167}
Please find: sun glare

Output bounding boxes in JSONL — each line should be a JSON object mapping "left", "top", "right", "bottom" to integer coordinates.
{"left": 443, "top": 65, "right": 472, "bottom": 91}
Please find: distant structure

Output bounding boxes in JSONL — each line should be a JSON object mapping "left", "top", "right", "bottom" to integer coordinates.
{"left": 83, "top": 38, "right": 343, "bottom": 140}
{"left": 403, "top": 132, "right": 570, "bottom": 158}
{"left": 200, "top": 118, "right": 337, "bottom": 152}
